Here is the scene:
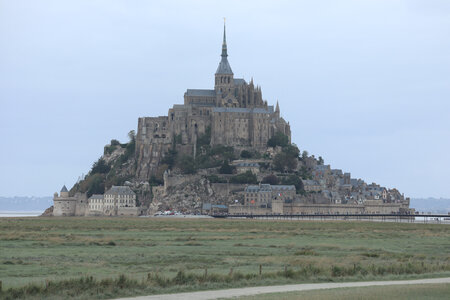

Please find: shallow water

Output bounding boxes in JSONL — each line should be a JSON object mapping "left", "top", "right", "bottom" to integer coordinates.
{"left": 0, "top": 211, "right": 41, "bottom": 217}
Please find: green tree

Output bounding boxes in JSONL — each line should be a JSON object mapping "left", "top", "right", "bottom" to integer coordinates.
{"left": 128, "top": 130, "right": 136, "bottom": 142}
{"left": 273, "top": 152, "right": 297, "bottom": 172}
{"left": 210, "top": 145, "right": 235, "bottom": 161}
{"left": 174, "top": 133, "right": 182, "bottom": 144}
{"left": 124, "top": 139, "right": 135, "bottom": 159}
{"left": 267, "top": 132, "right": 289, "bottom": 148}
{"left": 281, "top": 174, "right": 304, "bottom": 194}
{"left": 240, "top": 150, "right": 252, "bottom": 158}
{"left": 299, "top": 166, "right": 313, "bottom": 180}
{"left": 262, "top": 174, "right": 279, "bottom": 185}
{"left": 87, "top": 174, "right": 105, "bottom": 197}
{"left": 283, "top": 144, "right": 300, "bottom": 158}
{"left": 206, "top": 175, "right": 226, "bottom": 183}
{"left": 196, "top": 126, "right": 211, "bottom": 148}
{"left": 110, "top": 139, "right": 120, "bottom": 146}
{"left": 219, "top": 160, "right": 234, "bottom": 174}
{"left": 302, "top": 150, "right": 309, "bottom": 159}
{"left": 161, "top": 149, "right": 177, "bottom": 169}
{"left": 177, "top": 155, "right": 196, "bottom": 174}
{"left": 230, "top": 171, "right": 258, "bottom": 184}
{"left": 91, "top": 158, "right": 110, "bottom": 175}
{"left": 318, "top": 156, "right": 324, "bottom": 165}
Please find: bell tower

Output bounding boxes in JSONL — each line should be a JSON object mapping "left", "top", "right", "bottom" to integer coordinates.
{"left": 215, "top": 19, "right": 234, "bottom": 94}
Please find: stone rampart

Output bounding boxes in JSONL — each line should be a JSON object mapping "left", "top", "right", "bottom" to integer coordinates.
{"left": 211, "top": 183, "right": 245, "bottom": 196}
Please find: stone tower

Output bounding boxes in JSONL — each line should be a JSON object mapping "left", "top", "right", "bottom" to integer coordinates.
{"left": 215, "top": 22, "right": 234, "bottom": 95}
{"left": 53, "top": 185, "right": 77, "bottom": 216}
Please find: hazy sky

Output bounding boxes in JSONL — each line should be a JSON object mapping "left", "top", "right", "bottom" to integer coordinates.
{"left": 1, "top": 0, "right": 449, "bottom": 198}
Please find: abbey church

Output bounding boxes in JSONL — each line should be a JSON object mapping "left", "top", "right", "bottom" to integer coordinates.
{"left": 135, "top": 24, "right": 291, "bottom": 179}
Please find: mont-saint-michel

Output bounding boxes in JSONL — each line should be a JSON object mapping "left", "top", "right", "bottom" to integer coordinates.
{"left": 2, "top": 2, "right": 450, "bottom": 299}
{"left": 51, "top": 24, "right": 411, "bottom": 217}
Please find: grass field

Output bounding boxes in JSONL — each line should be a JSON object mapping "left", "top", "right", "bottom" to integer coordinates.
{"left": 0, "top": 217, "right": 449, "bottom": 299}
{"left": 232, "top": 283, "right": 450, "bottom": 300}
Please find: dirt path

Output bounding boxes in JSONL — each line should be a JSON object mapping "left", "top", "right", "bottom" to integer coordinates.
{"left": 115, "top": 277, "right": 450, "bottom": 300}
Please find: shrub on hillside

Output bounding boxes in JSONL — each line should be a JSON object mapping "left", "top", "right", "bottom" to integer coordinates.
{"left": 267, "top": 132, "right": 289, "bottom": 148}
{"left": 240, "top": 150, "right": 252, "bottom": 158}
{"left": 196, "top": 126, "right": 211, "bottom": 148}
{"left": 230, "top": 171, "right": 257, "bottom": 184}
{"left": 87, "top": 174, "right": 105, "bottom": 197}
{"left": 273, "top": 144, "right": 300, "bottom": 172}
{"left": 206, "top": 175, "right": 227, "bottom": 183}
{"left": 161, "top": 149, "right": 177, "bottom": 169}
{"left": 91, "top": 158, "right": 110, "bottom": 175}
{"left": 262, "top": 174, "right": 279, "bottom": 185}
{"left": 280, "top": 174, "right": 304, "bottom": 194}
{"left": 219, "top": 160, "right": 234, "bottom": 174}
{"left": 177, "top": 155, "right": 196, "bottom": 174}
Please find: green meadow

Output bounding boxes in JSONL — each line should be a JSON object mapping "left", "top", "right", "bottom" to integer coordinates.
{"left": 233, "top": 283, "right": 450, "bottom": 300}
{"left": 0, "top": 217, "right": 449, "bottom": 299}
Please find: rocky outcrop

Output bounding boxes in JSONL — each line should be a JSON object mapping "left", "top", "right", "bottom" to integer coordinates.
{"left": 150, "top": 177, "right": 243, "bottom": 214}
{"left": 41, "top": 205, "right": 53, "bottom": 217}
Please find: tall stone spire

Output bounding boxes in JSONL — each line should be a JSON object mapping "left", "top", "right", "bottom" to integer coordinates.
{"left": 221, "top": 21, "right": 228, "bottom": 58}
{"left": 216, "top": 19, "right": 233, "bottom": 75}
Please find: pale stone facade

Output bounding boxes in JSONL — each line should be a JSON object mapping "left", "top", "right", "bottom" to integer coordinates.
{"left": 229, "top": 181, "right": 411, "bottom": 215}
{"left": 244, "top": 184, "right": 296, "bottom": 207}
{"left": 87, "top": 194, "right": 105, "bottom": 215}
{"left": 53, "top": 185, "right": 137, "bottom": 216}
{"left": 229, "top": 200, "right": 410, "bottom": 215}
{"left": 104, "top": 186, "right": 138, "bottom": 216}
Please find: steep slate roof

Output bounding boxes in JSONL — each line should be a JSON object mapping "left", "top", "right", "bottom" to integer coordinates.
{"left": 246, "top": 184, "right": 272, "bottom": 192}
{"left": 105, "top": 186, "right": 135, "bottom": 196}
{"left": 216, "top": 57, "right": 233, "bottom": 75}
{"left": 186, "top": 89, "right": 216, "bottom": 97}
{"left": 271, "top": 185, "right": 296, "bottom": 191}
{"left": 60, "top": 185, "right": 68, "bottom": 193}
{"left": 234, "top": 78, "right": 246, "bottom": 85}
{"left": 213, "top": 107, "right": 273, "bottom": 114}
{"left": 303, "top": 180, "right": 319, "bottom": 186}
{"left": 236, "top": 162, "right": 259, "bottom": 167}
{"left": 314, "top": 165, "right": 331, "bottom": 172}
{"left": 88, "top": 194, "right": 104, "bottom": 200}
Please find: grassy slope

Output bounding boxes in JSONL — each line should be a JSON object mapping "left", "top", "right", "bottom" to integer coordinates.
{"left": 233, "top": 283, "right": 450, "bottom": 300}
{"left": 0, "top": 217, "right": 449, "bottom": 298}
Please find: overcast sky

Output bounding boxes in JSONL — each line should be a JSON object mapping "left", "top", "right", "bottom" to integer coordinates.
{"left": 1, "top": 0, "right": 449, "bottom": 198}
